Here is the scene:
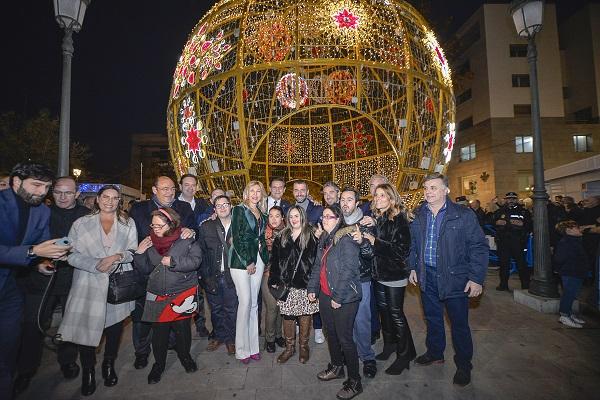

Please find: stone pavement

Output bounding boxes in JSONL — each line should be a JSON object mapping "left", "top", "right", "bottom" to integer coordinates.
{"left": 19, "top": 271, "right": 600, "bottom": 400}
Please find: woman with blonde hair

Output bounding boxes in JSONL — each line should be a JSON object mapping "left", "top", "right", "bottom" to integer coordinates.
{"left": 359, "top": 183, "right": 415, "bottom": 375}
{"left": 230, "top": 180, "right": 269, "bottom": 363}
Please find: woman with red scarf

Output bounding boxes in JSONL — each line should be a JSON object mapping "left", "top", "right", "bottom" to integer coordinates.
{"left": 133, "top": 207, "right": 201, "bottom": 384}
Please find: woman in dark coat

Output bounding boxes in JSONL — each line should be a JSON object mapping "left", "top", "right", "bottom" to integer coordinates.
{"left": 360, "top": 183, "right": 415, "bottom": 375}
{"left": 269, "top": 206, "right": 318, "bottom": 363}
{"left": 308, "top": 204, "right": 363, "bottom": 400}
{"left": 133, "top": 207, "right": 201, "bottom": 384}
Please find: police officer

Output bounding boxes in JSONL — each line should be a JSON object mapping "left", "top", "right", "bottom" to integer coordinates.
{"left": 493, "top": 192, "right": 531, "bottom": 291}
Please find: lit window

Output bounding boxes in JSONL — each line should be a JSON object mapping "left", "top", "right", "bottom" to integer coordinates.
{"left": 516, "top": 136, "right": 533, "bottom": 153}
{"left": 573, "top": 135, "right": 593, "bottom": 152}
{"left": 460, "top": 144, "right": 476, "bottom": 161}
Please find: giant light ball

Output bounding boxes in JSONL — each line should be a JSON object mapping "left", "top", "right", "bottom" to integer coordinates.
{"left": 167, "top": 0, "right": 455, "bottom": 206}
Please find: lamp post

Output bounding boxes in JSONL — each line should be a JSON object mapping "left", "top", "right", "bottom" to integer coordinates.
{"left": 510, "top": 0, "right": 559, "bottom": 298}
{"left": 54, "top": 0, "right": 91, "bottom": 176}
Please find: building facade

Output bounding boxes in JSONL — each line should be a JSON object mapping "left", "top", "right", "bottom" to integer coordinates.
{"left": 128, "top": 133, "right": 174, "bottom": 197}
{"left": 447, "top": 3, "right": 600, "bottom": 208}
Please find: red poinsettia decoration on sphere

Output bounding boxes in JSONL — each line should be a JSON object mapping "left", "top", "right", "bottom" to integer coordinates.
{"left": 333, "top": 9, "right": 359, "bottom": 30}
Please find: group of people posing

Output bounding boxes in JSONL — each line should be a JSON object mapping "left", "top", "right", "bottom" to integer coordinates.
{"left": 0, "top": 162, "right": 489, "bottom": 400}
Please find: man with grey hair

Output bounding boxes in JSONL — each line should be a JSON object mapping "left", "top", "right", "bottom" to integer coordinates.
{"left": 322, "top": 181, "right": 340, "bottom": 206}
{"left": 408, "top": 173, "right": 488, "bottom": 387}
{"left": 360, "top": 175, "right": 388, "bottom": 217}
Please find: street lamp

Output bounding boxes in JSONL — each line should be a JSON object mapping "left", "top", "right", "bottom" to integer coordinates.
{"left": 510, "top": 0, "right": 559, "bottom": 298}
{"left": 54, "top": 0, "right": 91, "bottom": 176}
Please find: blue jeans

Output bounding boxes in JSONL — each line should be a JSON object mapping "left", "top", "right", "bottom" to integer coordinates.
{"left": 0, "top": 275, "right": 24, "bottom": 399}
{"left": 421, "top": 268, "right": 473, "bottom": 371}
{"left": 559, "top": 276, "right": 583, "bottom": 315}
{"left": 353, "top": 281, "right": 375, "bottom": 361}
{"left": 206, "top": 275, "right": 238, "bottom": 345}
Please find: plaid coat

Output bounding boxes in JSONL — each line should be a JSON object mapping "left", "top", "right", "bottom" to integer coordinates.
{"left": 58, "top": 213, "right": 138, "bottom": 347}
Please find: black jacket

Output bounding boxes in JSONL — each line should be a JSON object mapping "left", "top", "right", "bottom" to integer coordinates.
{"left": 197, "top": 218, "right": 235, "bottom": 294}
{"left": 268, "top": 233, "right": 318, "bottom": 289}
{"left": 493, "top": 204, "right": 532, "bottom": 242}
{"left": 553, "top": 235, "right": 589, "bottom": 278}
{"left": 364, "top": 212, "right": 411, "bottom": 282}
{"left": 307, "top": 232, "right": 362, "bottom": 304}
{"left": 133, "top": 238, "right": 201, "bottom": 296}
{"left": 129, "top": 199, "right": 196, "bottom": 243}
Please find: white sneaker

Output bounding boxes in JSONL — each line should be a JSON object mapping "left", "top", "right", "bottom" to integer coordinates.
{"left": 570, "top": 314, "right": 585, "bottom": 324}
{"left": 559, "top": 315, "right": 582, "bottom": 328}
{"left": 314, "top": 328, "right": 325, "bottom": 344}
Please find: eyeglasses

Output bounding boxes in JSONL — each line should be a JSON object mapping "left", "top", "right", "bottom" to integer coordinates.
{"left": 149, "top": 223, "right": 167, "bottom": 229}
{"left": 157, "top": 187, "right": 176, "bottom": 193}
{"left": 322, "top": 215, "right": 338, "bottom": 220}
{"left": 215, "top": 203, "right": 231, "bottom": 209}
{"left": 53, "top": 191, "right": 76, "bottom": 197}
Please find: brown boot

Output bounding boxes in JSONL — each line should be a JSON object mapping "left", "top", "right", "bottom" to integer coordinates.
{"left": 298, "top": 315, "right": 311, "bottom": 363}
{"left": 277, "top": 318, "right": 296, "bottom": 363}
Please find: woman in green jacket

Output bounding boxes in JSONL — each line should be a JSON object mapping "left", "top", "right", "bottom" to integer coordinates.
{"left": 230, "top": 180, "right": 269, "bottom": 363}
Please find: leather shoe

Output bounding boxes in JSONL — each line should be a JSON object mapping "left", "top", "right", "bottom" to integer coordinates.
{"left": 226, "top": 343, "right": 236, "bottom": 355}
{"left": 414, "top": 353, "right": 444, "bottom": 366}
{"left": 363, "top": 360, "right": 377, "bottom": 378}
{"left": 81, "top": 368, "right": 96, "bottom": 396}
{"left": 453, "top": 369, "right": 471, "bottom": 386}
{"left": 101, "top": 359, "right": 118, "bottom": 387}
{"left": 317, "top": 363, "right": 345, "bottom": 381}
{"left": 206, "top": 339, "right": 222, "bottom": 352}
{"left": 61, "top": 362, "right": 80, "bottom": 380}
{"left": 134, "top": 354, "right": 149, "bottom": 369}
{"left": 181, "top": 357, "right": 198, "bottom": 373}
{"left": 12, "top": 374, "right": 32, "bottom": 397}
{"left": 275, "top": 336, "right": 286, "bottom": 348}
{"left": 265, "top": 341, "right": 276, "bottom": 353}
{"left": 147, "top": 363, "right": 164, "bottom": 384}
{"left": 495, "top": 285, "right": 509, "bottom": 292}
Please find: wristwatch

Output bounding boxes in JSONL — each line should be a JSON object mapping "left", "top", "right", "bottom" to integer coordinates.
{"left": 27, "top": 245, "right": 36, "bottom": 258}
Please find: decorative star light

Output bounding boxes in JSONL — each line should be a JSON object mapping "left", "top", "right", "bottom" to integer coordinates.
{"left": 333, "top": 8, "right": 359, "bottom": 29}
{"left": 422, "top": 29, "right": 451, "bottom": 86}
{"left": 179, "top": 97, "right": 207, "bottom": 163}
{"left": 443, "top": 122, "right": 455, "bottom": 163}
{"left": 335, "top": 122, "right": 373, "bottom": 159}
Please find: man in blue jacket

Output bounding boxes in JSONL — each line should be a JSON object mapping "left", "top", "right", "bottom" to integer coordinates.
{"left": 0, "top": 162, "right": 71, "bottom": 398}
{"left": 408, "top": 173, "right": 488, "bottom": 387}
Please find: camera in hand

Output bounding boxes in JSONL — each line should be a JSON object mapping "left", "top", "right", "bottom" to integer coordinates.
{"left": 54, "top": 237, "right": 71, "bottom": 246}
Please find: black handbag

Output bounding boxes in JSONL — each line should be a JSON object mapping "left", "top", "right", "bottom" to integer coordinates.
{"left": 269, "top": 248, "right": 303, "bottom": 302}
{"left": 107, "top": 263, "right": 146, "bottom": 304}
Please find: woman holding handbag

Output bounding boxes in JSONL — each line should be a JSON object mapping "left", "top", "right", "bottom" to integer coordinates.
{"left": 268, "top": 206, "right": 318, "bottom": 363}
{"left": 230, "top": 180, "right": 269, "bottom": 363}
{"left": 133, "top": 207, "right": 201, "bottom": 384}
{"left": 58, "top": 185, "right": 138, "bottom": 396}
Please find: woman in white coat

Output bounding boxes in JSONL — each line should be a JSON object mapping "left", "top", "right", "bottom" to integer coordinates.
{"left": 58, "top": 185, "right": 137, "bottom": 396}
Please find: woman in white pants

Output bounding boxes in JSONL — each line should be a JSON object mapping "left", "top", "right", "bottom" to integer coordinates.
{"left": 230, "top": 181, "right": 269, "bottom": 363}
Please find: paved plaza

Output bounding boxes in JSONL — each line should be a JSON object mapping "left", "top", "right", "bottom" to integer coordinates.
{"left": 20, "top": 271, "right": 600, "bottom": 400}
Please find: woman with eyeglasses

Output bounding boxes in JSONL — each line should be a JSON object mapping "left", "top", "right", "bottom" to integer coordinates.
{"left": 269, "top": 205, "right": 318, "bottom": 364}
{"left": 358, "top": 183, "right": 415, "bottom": 376}
{"left": 133, "top": 207, "right": 201, "bottom": 384}
{"left": 307, "top": 204, "right": 363, "bottom": 400}
{"left": 58, "top": 185, "right": 138, "bottom": 396}
{"left": 230, "top": 180, "right": 269, "bottom": 363}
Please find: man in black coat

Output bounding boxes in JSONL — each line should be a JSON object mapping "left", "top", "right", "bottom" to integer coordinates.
{"left": 128, "top": 176, "right": 197, "bottom": 369}
{"left": 13, "top": 177, "right": 89, "bottom": 395}
{"left": 267, "top": 177, "right": 291, "bottom": 214}
{"left": 178, "top": 174, "right": 210, "bottom": 227}
{"left": 197, "top": 195, "right": 237, "bottom": 355}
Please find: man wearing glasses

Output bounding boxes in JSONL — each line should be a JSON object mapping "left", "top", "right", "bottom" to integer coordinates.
{"left": 13, "top": 176, "right": 89, "bottom": 395}
{"left": 198, "top": 195, "right": 237, "bottom": 355}
{"left": 128, "top": 176, "right": 197, "bottom": 370}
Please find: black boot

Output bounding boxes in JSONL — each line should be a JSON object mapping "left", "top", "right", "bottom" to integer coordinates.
{"left": 102, "top": 358, "right": 118, "bottom": 387}
{"left": 147, "top": 363, "right": 164, "bottom": 384}
{"left": 81, "top": 368, "right": 96, "bottom": 396}
{"left": 336, "top": 378, "right": 363, "bottom": 400}
{"left": 385, "top": 322, "right": 416, "bottom": 375}
{"left": 375, "top": 332, "right": 396, "bottom": 361}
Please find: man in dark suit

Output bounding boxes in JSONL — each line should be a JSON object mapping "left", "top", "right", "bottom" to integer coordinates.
{"left": 292, "top": 180, "right": 323, "bottom": 226}
{"left": 178, "top": 174, "right": 210, "bottom": 227}
{"left": 267, "top": 177, "right": 291, "bottom": 214}
{"left": 128, "top": 176, "right": 197, "bottom": 369}
{"left": 0, "top": 162, "right": 71, "bottom": 398}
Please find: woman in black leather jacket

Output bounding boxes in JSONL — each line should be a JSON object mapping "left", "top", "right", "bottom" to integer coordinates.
{"left": 133, "top": 207, "right": 201, "bottom": 384}
{"left": 268, "top": 206, "right": 318, "bottom": 364}
{"left": 359, "top": 183, "right": 415, "bottom": 376}
{"left": 308, "top": 204, "right": 363, "bottom": 400}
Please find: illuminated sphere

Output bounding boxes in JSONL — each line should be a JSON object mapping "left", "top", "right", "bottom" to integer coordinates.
{"left": 167, "top": 0, "right": 455, "bottom": 205}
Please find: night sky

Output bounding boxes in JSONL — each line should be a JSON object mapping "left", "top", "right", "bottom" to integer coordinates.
{"left": 0, "top": 0, "right": 589, "bottom": 180}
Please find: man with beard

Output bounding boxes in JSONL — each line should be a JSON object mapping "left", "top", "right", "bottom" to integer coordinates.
{"left": 128, "top": 176, "right": 197, "bottom": 370}
{"left": 322, "top": 181, "right": 340, "bottom": 206}
{"left": 340, "top": 187, "right": 378, "bottom": 379}
{"left": 292, "top": 180, "right": 322, "bottom": 226}
{"left": 13, "top": 176, "right": 90, "bottom": 396}
{"left": 0, "top": 162, "right": 71, "bottom": 398}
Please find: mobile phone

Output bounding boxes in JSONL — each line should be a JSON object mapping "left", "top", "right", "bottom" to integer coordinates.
{"left": 54, "top": 237, "right": 71, "bottom": 246}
